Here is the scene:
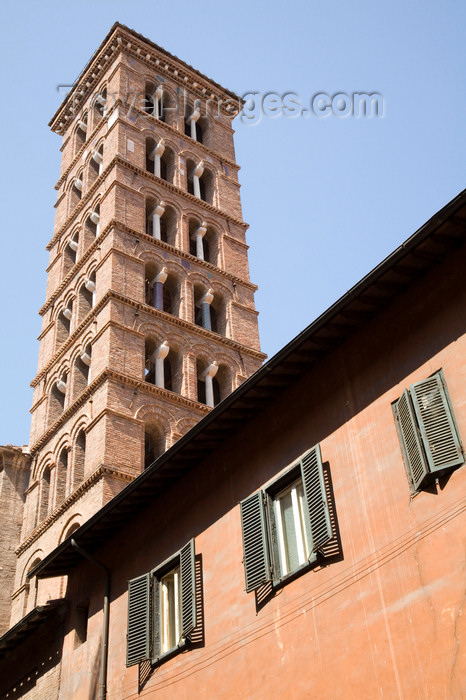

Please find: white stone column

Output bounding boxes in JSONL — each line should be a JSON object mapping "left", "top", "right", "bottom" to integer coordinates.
{"left": 193, "top": 162, "right": 204, "bottom": 199}
{"left": 155, "top": 86, "right": 164, "bottom": 120}
{"left": 202, "top": 362, "right": 219, "bottom": 408}
{"left": 200, "top": 289, "right": 214, "bottom": 331}
{"left": 96, "top": 93, "right": 107, "bottom": 116}
{"left": 188, "top": 107, "right": 201, "bottom": 140}
{"left": 194, "top": 222, "right": 207, "bottom": 260}
{"left": 92, "top": 149, "right": 103, "bottom": 175}
{"left": 153, "top": 267, "right": 168, "bottom": 309}
{"left": 56, "top": 377, "right": 67, "bottom": 395}
{"left": 85, "top": 277, "right": 96, "bottom": 306}
{"left": 152, "top": 202, "right": 165, "bottom": 240}
{"left": 155, "top": 342, "right": 170, "bottom": 388}
{"left": 90, "top": 210, "right": 100, "bottom": 236}
{"left": 151, "top": 140, "right": 165, "bottom": 178}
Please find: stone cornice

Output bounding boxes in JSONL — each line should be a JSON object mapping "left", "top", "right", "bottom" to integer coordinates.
{"left": 106, "top": 291, "right": 266, "bottom": 358}
{"left": 114, "top": 154, "right": 247, "bottom": 227}
{"left": 33, "top": 283, "right": 263, "bottom": 389}
{"left": 107, "top": 222, "right": 257, "bottom": 289}
{"left": 15, "top": 464, "right": 135, "bottom": 555}
{"left": 231, "top": 300, "right": 260, "bottom": 317}
{"left": 41, "top": 217, "right": 257, "bottom": 316}
{"left": 223, "top": 233, "right": 250, "bottom": 251}
{"left": 122, "top": 102, "right": 240, "bottom": 171}
{"left": 29, "top": 365, "right": 211, "bottom": 455}
{"left": 50, "top": 23, "right": 241, "bottom": 136}
{"left": 47, "top": 154, "right": 247, "bottom": 252}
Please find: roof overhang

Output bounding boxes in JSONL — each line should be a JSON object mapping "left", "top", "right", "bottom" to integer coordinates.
{"left": 0, "top": 601, "right": 67, "bottom": 657}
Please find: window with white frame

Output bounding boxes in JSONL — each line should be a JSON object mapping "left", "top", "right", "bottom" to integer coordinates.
{"left": 160, "top": 564, "right": 181, "bottom": 655}
{"left": 126, "top": 540, "right": 198, "bottom": 667}
{"left": 273, "top": 478, "right": 310, "bottom": 577}
{"left": 240, "top": 444, "right": 333, "bottom": 593}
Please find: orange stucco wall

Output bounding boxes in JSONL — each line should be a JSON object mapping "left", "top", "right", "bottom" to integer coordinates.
{"left": 2, "top": 244, "right": 465, "bottom": 699}
{"left": 51, "top": 243, "right": 466, "bottom": 699}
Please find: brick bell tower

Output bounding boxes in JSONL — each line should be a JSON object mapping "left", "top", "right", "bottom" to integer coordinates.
{"left": 9, "top": 23, "right": 265, "bottom": 626}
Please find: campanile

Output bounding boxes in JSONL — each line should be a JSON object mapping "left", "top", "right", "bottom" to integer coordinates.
{"left": 9, "top": 23, "right": 264, "bottom": 625}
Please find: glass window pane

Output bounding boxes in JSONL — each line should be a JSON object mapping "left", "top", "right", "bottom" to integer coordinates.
{"left": 280, "top": 489, "right": 300, "bottom": 573}
{"left": 275, "top": 479, "right": 310, "bottom": 577}
{"left": 160, "top": 565, "right": 180, "bottom": 654}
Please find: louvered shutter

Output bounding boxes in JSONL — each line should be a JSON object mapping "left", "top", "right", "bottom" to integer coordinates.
{"left": 410, "top": 373, "right": 463, "bottom": 472}
{"left": 393, "top": 389, "right": 429, "bottom": 491}
{"left": 152, "top": 574, "right": 160, "bottom": 660}
{"left": 300, "top": 445, "right": 332, "bottom": 553}
{"left": 127, "top": 573, "right": 151, "bottom": 666}
{"left": 180, "top": 539, "right": 196, "bottom": 638}
{"left": 240, "top": 491, "right": 271, "bottom": 593}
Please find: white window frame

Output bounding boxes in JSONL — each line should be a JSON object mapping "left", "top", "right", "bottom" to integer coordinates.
{"left": 160, "top": 565, "right": 181, "bottom": 655}
{"left": 273, "top": 477, "right": 311, "bottom": 577}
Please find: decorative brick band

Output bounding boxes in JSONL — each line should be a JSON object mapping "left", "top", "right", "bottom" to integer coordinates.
{"left": 15, "top": 464, "right": 135, "bottom": 555}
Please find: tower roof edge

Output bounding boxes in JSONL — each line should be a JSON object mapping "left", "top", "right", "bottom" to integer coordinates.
{"left": 49, "top": 22, "right": 242, "bottom": 135}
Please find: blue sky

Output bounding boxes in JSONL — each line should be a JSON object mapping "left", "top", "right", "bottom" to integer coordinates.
{"left": 0, "top": 0, "right": 465, "bottom": 445}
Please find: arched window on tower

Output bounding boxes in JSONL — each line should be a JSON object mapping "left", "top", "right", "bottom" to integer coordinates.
{"left": 78, "top": 272, "right": 96, "bottom": 323}
{"left": 196, "top": 359, "right": 220, "bottom": 408}
{"left": 145, "top": 200, "right": 178, "bottom": 246}
{"left": 184, "top": 102, "right": 206, "bottom": 143}
{"left": 73, "top": 430, "right": 86, "bottom": 487}
{"left": 83, "top": 205, "right": 100, "bottom": 249}
{"left": 94, "top": 88, "right": 107, "bottom": 123}
{"left": 25, "top": 557, "right": 42, "bottom": 614}
{"left": 64, "top": 231, "right": 79, "bottom": 276}
{"left": 56, "top": 302, "right": 73, "bottom": 346}
{"left": 39, "top": 465, "right": 52, "bottom": 522}
{"left": 144, "top": 264, "right": 181, "bottom": 317}
{"left": 74, "top": 344, "right": 91, "bottom": 397}
{"left": 144, "top": 423, "right": 165, "bottom": 469}
{"left": 145, "top": 138, "right": 175, "bottom": 184}
{"left": 143, "top": 339, "right": 180, "bottom": 393}
{"left": 194, "top": 286, "right": 216, "bottom": 332}
{"left": 70, "top": 172, "right": 84, "bottom": 209}
{"left": 55, "top": 448, "right": 69, "bottom": 504}
{"left": 189, "top": 219, "right": 210, "bottom": 261}
{"left": 144, "top": 82, "right": 166, "bottom": 120}
{"left": 75, "top": 113, "right": 88, "bottom": 153}
{"left": 187, "top": 161, "right": 214, "bottom": 203}
{"left": 49, "top": 373, "right": 67, "bottom": 424}
{"left": 88, "top": 144, "right": 103, "bottom": 186}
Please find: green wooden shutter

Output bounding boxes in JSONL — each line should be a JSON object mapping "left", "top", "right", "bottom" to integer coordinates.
{"left": 240, "top": 491, "right": 271, "bottom": 592}
{"left": 410, "top": 373, "right": 464, "bottom": 472}
{"left": 152, "top": 574, "right": 160, "bottom": 660}
{"left": 300, "top": 445, "right": 332, "bottom": 553}
{"left": 180, "top": 539, "right": 196, "bottom": 638}
{"left": 393, "top": 389, "right": 429, "bottom": 490}
{"left": 127, "top": 573, "right": 151, "bottom": 667}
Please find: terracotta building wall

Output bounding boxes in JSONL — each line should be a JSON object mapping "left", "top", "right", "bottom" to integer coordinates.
{"left": 51, "top": 243, "right": 466, "bottom": 699}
